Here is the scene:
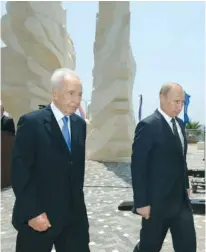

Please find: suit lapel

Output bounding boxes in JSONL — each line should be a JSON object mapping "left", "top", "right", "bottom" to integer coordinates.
{"left": 1, "top": 116, "right": 5, "bottom": 129}
{"left": 176, "top": 118, "right": 187, "bottom": 157}
{"left": 70, "top": 113, "right": 78, "bottom": 153}
{"left": 44, "top": 105, "right": 71, "bottom": 156}
{"left": 154, "top": 110, "right": 183, "bottom": 155}
{"left": 155, "top": 109, "right": 174, "bottom": 138}
{"left": 1, "top": 115, "right": 7, "bottom": 127}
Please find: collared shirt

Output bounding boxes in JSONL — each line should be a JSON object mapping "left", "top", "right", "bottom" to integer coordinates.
{"left": 158, "top": 108, "right": 184, "bottom": 150}
{"left": 2, "top": 111, "right": 9, "bottom": 118}
{"left": 50, "top": 102, "right": 71, "bottom": 138}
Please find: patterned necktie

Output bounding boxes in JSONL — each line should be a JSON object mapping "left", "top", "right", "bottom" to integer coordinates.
{"left": 62, "top": 116, "right": 71, "bottom": 151}
{"left": 171, "top": 118, "right": 182, "bottom": 151}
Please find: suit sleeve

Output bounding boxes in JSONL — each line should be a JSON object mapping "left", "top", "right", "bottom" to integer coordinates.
{"left": 81, "top": 121, "right": 87, "bottom": 189}
{"left": 185, "top": 162, "right": 190, "bottom": 189}
{"left": 131, "top": 121, "right": 154, "bottom": 209}
{"left": 183, "top": 131, "right": 190, "bottom": 189}
{"left": 12, "top": 115, "right": 44, "bottom": 222}
{"left": 179, "top": 119, "right": 190, "bottom": 189}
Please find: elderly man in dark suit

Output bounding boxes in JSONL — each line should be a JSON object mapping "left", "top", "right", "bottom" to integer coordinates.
{"left": 1, "top": 104, "right": 15, "bottom": 135}
{"left": 11, "top": 68, "right": 90, "bottom": 252}
{"left": 131, "top": 83, "right": 196, "bottom": 252}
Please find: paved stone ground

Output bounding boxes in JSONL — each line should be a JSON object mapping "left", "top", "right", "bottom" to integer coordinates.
{"left": 1, "top": 145, "right": 205, "bottom": 252}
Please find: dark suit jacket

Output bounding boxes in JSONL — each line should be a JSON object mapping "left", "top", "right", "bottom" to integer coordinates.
{"left": 1, "top": 115, "right": 15, "bottom": 135}
{"left": 11, "top": 105, "right": 89, "bottom": 240}
{"left": 131, "top": 109, "right": 191, "bottom": 219}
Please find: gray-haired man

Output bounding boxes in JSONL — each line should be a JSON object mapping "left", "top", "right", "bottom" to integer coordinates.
{"left": 12, "top": 68, "right": 90, "bottom": 252}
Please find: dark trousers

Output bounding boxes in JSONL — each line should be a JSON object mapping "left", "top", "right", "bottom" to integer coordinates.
{"left": 134, "top": 203, "right": 196, "bottom": 252}
{"left": 16, "top": 223, "right": 90, "bottom": 252}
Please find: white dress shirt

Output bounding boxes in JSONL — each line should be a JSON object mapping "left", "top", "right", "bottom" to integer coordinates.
{"left": 158, "top": 108, "right": 184, "bottom": 150}
{"left": 50, "top": 102, "right": 71, "bottom": 138}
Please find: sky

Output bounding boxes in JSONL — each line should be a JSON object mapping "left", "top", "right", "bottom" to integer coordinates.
{"left": 1, "top": 1, "right": 205, "bottom": 124}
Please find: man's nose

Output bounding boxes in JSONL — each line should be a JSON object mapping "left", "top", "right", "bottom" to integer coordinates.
{"left": 73, "top": 95, "right": 81, "bottom": 104}
{"left": 177, "top": 104, "right": 183, "bottom": 110}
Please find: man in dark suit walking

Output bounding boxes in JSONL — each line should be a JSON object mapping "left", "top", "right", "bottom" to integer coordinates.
{"left": 1, "top": 104, "right": 15, "bottom": 135}
{"left": 11, "top": 68, "right": 90, "bottom": 252}
{"left": 131, "top": 83, "right": 196, "bottom": 252}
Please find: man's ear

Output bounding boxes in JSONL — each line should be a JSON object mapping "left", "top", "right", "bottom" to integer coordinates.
{"left": 160, "top": 93, "right": 166, "bottom": 104}
{"left": 160, "top": 93, "right": 163, "bottom": 103}
{"left": 52, "top": 88, "right": 58, "bottom": 100}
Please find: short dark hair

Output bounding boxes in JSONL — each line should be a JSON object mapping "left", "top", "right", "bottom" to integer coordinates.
{"left": 159, "top": 82, "right": 183, "bottom": 96}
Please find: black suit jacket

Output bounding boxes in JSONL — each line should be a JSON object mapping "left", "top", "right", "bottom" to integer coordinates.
{"left": 1, "top": 115, "right": 15, "bottom": 135}
{"left": 11, "top": 105, "right": 89, "bottom": 239}
{"left": 131, "top": 109, "right": 191, "bottom": 219}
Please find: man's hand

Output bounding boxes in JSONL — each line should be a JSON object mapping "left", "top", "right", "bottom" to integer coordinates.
{"left": 136, "top": 206, "right": 151, "bottom": 219}
{"left": 28, "top": 213, "right": 51, "bottom": 232}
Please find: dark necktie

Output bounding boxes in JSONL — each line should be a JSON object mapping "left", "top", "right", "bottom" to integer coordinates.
{"left": 171, "top": 118, "right": 182, "bottom": 151}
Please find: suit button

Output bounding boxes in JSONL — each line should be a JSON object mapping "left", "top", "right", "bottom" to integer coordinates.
{"left": 69, "top": 161, "right": 73, "bottom": 165}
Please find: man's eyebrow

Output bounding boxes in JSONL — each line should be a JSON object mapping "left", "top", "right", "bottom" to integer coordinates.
{"left": 67, "top": 89, "right": 82, "bottom": 93}
{"left": 68, "top": 89, "right": 77, "bottom": 92}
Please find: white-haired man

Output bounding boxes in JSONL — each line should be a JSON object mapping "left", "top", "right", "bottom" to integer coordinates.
{"left": 11, "top": 68, "right": 90, "bottom": 252}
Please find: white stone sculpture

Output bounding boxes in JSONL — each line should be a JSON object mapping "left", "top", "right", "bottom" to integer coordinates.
{"left": 1, "top": 1, "right": 75, "bottom": 124}
{"left": 86, "top": 1, "right": 136, "bottom": 162}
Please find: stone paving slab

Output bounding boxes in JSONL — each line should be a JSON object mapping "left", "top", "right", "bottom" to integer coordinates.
{"left": 1, "top": 145, "right": 205, "bottom": 252}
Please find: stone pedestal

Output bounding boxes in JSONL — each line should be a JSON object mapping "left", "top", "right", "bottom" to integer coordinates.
{"left": 86, "top": 1, "right": 136, "bottom": 162}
